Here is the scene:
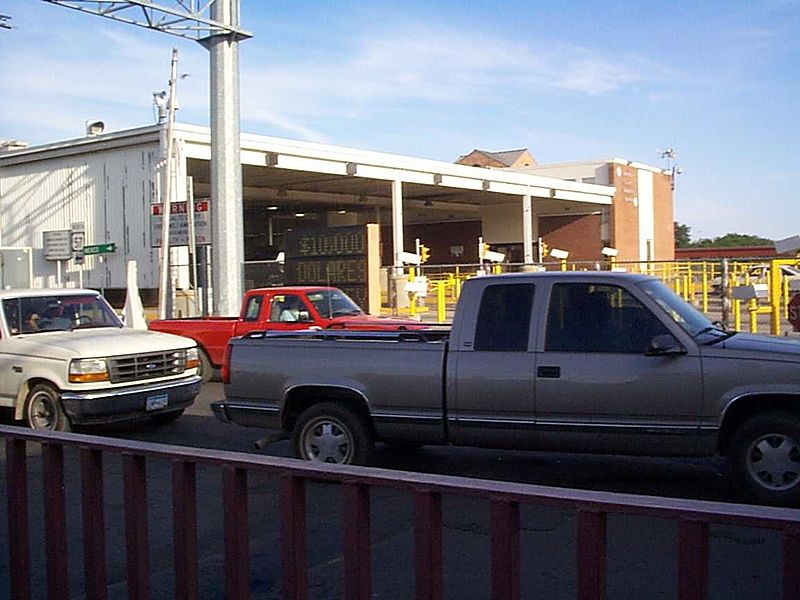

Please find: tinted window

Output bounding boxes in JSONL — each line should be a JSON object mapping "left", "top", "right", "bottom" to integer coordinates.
{"left": 545, "top": 283, "right": 669, "bottom": 353}
{"left": 474, "top": 284, "right": 534, "bottom": 352}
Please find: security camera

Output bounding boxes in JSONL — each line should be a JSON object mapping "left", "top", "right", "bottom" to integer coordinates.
{"left": 85, "top": 120, "right": 105, "bottom": 136}
{"left": 549, "top": 248, "right": 569, "bottom": 260}
{"left": 601, "top": 247, "right": 618, "bottom": 257}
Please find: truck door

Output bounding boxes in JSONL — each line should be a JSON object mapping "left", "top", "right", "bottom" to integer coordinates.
{"left": 233, "top": 292, "right": 268, "bottom": 337}
{"left": 448, "top": 281, "right": 537, "bottom": 448}
{"left": 534, "top": 282, "right": 703, "bottom": 455}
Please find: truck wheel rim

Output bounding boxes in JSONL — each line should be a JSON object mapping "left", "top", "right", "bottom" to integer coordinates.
{"left": 746, "top": 433, "right": 800, "bottom": 492}
{"left": 302, "top": 417, "right": 353, "bottom": 464}
{"left": 29, "top": 392, "right": 57, "bottom": 430}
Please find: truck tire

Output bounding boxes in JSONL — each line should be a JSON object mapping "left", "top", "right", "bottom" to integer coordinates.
{"left": 292, "top": 402, "right": 373, "bottom": 465}
{"left": 25, "top": 384, "right": 71, "bottom": 432}
{"left": 198, "top": 349, "right": 214, "bottom": 383}
{"left": 730, "top": 411, "right": 800, "bottom": 506}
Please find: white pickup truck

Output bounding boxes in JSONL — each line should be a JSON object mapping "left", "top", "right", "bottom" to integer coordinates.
{"left": 0, "top": 288, "right": 202, "bottom": 431}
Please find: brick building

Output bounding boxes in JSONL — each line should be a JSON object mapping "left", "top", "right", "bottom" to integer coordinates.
{"left": 456, "top": 148, "right": 537, "bottom": 169}
{"left": 456, "top": 150, "right": 675, "bottom": 263}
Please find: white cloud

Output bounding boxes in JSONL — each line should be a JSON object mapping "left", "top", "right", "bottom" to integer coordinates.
{"left": 237, "top": 25, "right": 662, "bottom": 135}
{"left": 1, "top": 17, "right": 666, "bottom": 144}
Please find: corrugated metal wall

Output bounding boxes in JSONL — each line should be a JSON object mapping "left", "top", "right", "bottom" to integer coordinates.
{"left": 0, "top": 143, "right": 162, "bottom": 290}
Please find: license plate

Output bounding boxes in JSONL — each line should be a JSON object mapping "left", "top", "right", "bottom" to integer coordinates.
{"left": 146, "top": 394, "right": 168, "bottom": 411}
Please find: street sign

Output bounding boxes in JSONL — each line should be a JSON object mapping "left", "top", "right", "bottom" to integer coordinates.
{"left": 43, "top": 230, "right": 73, "bottom": 261}
{"left": 84, "top": 243, "right": 117, "bottom": 255}
{"left": 150, "top": 199, "right": 211, "bottom": 247}
{"left": 788, "top": 294, "right": 800, "bottom": 332}
{"left": 71, "top": 222, "right": 86, "bottom": 264}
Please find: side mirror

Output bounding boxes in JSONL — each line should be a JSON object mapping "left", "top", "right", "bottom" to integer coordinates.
{"left": 298, "top": 310, "right": 312, "bottom": 322}
{"left": 646, "top": 334, "right": 686, "bottom": 357}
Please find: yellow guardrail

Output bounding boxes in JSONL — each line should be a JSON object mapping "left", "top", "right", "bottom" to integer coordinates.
{"left": 402, "top": 257, "right": 799, "bottom": 335}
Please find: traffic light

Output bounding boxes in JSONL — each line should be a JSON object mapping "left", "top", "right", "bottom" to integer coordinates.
{"left": 420, "top": 244, "right": 430, "bottom": 264}
{"left": 538, "top": 237, "right": 550, "bottom": 261}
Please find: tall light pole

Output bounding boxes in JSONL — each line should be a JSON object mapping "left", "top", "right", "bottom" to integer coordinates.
{"left": 42, "top": 1, "right": 252, "bottom": 315}
{"left": 157, "top": 47, "right": 179, "bottom": 319}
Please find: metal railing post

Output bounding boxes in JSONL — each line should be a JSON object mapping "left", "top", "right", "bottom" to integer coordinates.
{"left": 770, "top": 258, "right": 782, "bottom": 335}
{"left": 6, "top": 438, "right": 31, "bottom": 600}
{"left": 437, "top": 281, "right": 446, "bottom": 322}
{"left": 678, "top": 519, "right": 709, "bottom": 600}
{"left": 577, "top": 509, "right": 607, "bottom": 600}
{"left": 415, "top": 489, "right": 443, "bottom": 600}
{"left": 491, "top": 499, "right": 520, "bottom": 600}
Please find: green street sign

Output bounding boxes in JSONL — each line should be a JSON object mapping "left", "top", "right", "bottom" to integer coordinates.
{"left": 83, "top": 243, "right": 116, "bottom": 255}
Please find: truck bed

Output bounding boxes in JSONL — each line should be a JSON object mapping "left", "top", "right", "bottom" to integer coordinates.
{"left": 224, "top": 328, "right": 451, "bottom": 443}
{"left": 149, "top": 317, "right": 239, "bottom": 366}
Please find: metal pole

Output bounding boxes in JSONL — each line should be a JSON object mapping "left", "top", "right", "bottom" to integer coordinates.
{"left": 721, "top": 259, "right": 731, "bottom": 329}
{"left": 158, "top": 47, "right": 179, "bottom": 319}
{"left": 391, "top": 179, "right": 404, "bottom": 314}
{"left": 186, "top": 177, "right": 199, "bottom": 316}
{"left": 208, "top": 0, "right": 244, "bottom": 316}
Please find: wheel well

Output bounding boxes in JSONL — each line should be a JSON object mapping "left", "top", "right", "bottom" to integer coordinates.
{"left": 14, "top": 378, "right": 59, "bottom": 421}
{"left": 282, "top": 386, "right": 372, "bottom": 433}
{"left": 196, "top": 344, "right": 212, "bottom": 365}
{"left": 718, "top": 395, "right": 800, "bottom": 454}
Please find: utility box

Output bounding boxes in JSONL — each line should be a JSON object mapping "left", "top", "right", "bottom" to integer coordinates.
{"left": 0, "top": 247, "right": 33, "bottom": 289}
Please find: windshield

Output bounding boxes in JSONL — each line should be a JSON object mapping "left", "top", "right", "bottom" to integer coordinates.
{"left": 638, "top": 279, "right": 717, "bottom": 337}
{"left": 3, "top": 294, "right": 123, "bottom": 335}
{"left": 305, "top": 290, "right": 363, "bottom": 319}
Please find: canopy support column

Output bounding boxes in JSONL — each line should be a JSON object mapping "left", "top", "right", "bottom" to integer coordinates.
{"left": 522, "top": 193, "right": 533, "bottom": 264}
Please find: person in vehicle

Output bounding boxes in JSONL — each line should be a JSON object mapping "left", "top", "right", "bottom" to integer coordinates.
{"left": 22, "top": 311, "right": 40, "bottom": 333}
{"left": 279, "top": 298, "right": 302, "bottom": 322}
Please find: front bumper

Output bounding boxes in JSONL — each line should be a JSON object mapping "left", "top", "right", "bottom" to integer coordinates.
{"left": 61, "top": 375, "right": 202, "bottom": 425}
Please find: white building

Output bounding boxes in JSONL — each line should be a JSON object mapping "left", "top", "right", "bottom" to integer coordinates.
{"left": 0, "top": 124, "right": 615, "bottom": 306}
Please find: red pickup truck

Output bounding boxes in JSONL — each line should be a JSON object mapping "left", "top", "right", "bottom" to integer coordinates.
{"left": 149, "top": 286, "right": 423, "bottom": 381}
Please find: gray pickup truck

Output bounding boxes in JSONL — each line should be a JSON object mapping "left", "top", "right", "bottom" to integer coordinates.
{"left": 213, "top": 272, "right": 800, "bottom": 506}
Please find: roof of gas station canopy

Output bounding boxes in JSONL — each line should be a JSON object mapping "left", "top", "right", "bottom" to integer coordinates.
{"left": 180, "top": 124, "right": 615, "bottom": 221}
{"left": 1, "top": 123, "right": 615, "bottom": 216}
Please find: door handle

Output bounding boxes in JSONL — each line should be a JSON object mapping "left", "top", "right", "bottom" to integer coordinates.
{"left": 537, "top": 366, "right": 561, "bottom": 378}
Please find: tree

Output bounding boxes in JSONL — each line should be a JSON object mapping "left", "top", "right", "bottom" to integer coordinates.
{"left": 693, "top": 233, "right": 773, "bottom": 248}
{"left": 674, "top": 222, "right": 773, "bottom": 248}
{"left": 674, "top": 222, "right": 692, "bottom": 248}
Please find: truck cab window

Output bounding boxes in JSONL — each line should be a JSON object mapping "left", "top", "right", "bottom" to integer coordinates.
{"left": 474, "top": 284, "right": 534, "bottom": 351}
{"left": 545, "top": 283, "right": 668, "bottom": 353}
{"left": 243, "top": 295, "right": 263, "bottom": 322}
{"left": 271, "top": 294, "right": 313, "bottom": 323}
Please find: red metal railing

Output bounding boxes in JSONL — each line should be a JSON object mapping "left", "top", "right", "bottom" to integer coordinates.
{"left": 2, "top": 423, "right": 800, "bottom": 600}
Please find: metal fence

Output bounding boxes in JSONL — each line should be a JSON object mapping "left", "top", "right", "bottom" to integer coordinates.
{"left": 2, "top": 424, "right": 800, "bottom": 599}
{"left": 403, "top": 258, "right": 800, "bottom": 335}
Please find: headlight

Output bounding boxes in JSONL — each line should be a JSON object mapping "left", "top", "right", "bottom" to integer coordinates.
{"left": 69, "top": 358, "right": 109, "bottom": 383}
{"left": 185, "top": 347, "right": 200, "bottom": 370}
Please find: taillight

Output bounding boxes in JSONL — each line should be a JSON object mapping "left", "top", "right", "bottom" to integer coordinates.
{"left": 221, "top": 343, "right": 233, "bottom": 384}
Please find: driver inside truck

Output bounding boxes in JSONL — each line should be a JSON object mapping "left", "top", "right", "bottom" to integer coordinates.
{"left": 22, "top": 311, "right": 41, "bottom": 333}
{"left": 279, "top": 298, "right": 302, "bottom": 322}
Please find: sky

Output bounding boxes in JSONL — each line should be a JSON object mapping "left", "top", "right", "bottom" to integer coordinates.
{"left": 1, "top": 1, "right": 799, "bottom": 241}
